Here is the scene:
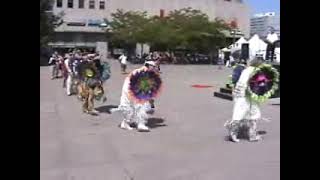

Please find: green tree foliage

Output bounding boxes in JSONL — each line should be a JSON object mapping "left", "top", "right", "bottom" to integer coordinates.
{"left": 108, "top": 9, "right": 150, "bottom": 53}
{"left": 40, "top": 0, "right": 63, "bottom": 48}
{"left": 108, "top": 7, "right": 230, "bottom": 54}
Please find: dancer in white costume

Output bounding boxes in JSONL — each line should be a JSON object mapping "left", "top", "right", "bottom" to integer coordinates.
{"left": 225, "top": 59, "right": 277, "bottom": 142}
{"left": 112, "top": 61, "right": 160, "bottom": 132}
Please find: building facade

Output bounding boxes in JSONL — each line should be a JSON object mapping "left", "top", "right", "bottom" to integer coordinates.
{"left": 50, "top": 0, "right": 250, "bottom": 58}
{"left": 250, "top": 12, "right": 280, "bottom": 40}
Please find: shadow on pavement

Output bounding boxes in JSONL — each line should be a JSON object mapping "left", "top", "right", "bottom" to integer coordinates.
{"left": 128, "top": 118, "right": 167, "bottom": 129}
{"left": 146, "top": 118, "right": 167, "bottom": 129}
{"left": 96, "top": 105, "right": 119, "bottom": 114}
{"left": 224, "top": 130, "right": 267, "bottom": 142}
{"left": 257, "top": 130, "right": 267, "bottom": 135}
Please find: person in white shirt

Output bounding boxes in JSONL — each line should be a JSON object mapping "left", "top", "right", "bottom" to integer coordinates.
{"left": 218, "top": 50, "right": 224, "bottom": 69}
{"left": 266, "top": 31, "right": 278, "bottom": 44}
{"left": 225, "top": 55, "right": 235, "bottom": 68}
{"left": 119, "top": 53, "right": 127, "bottom": 74}
{"left": 265, "top": 29, "right": 279, "bottom": 61}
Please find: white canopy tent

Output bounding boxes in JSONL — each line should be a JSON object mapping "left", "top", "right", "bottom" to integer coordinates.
{"left": 248, "top": 34, "right": 267, "bottom": 60}
{"left": 221, "top": 47, "right": 231, "bottom": 52}
{"left": 229, "top": 37, "right": 249, "bottom": 53}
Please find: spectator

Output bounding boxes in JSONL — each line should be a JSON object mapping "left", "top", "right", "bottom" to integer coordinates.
{"left": 226, "top": 55, "right": 235, "bottom": 68}
{"left": 49, "top": 52, "right": 59, "bottom": 79}
{"left": 119, "top": 53, "right": 128, "bottom": 74}
{"left": 265, "top": 29, "right": 279, "bottom": 61}
{"left": 218, "top": 50, "right": 224, "bottom": 69}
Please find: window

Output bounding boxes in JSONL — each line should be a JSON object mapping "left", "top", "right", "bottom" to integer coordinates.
{"left": 79, "top": 0, "right": 85, "bottom": 8}
{"left": 67, "top": 19, "right": 86, "bottom": 26}
{"left": 56, "top": 0, "right": 63, "bottom": 7}
{"left": 99, "top": 1, "right": 105, "bottom": 9}
{"left": 68, "top": 0, "right": 73, "bottom": 8}
{"left": 67, "top": 22, "right": 86, "bottom": 26}
{"left": 88, "top": 19, "right": 103, "bottom": 26}
{"left": 89, "top": 0, "right": 95, "bottom": 9}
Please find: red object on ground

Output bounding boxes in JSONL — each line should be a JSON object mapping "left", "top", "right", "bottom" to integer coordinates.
{"left": 191, "top": 84, "right": 213, "bottom": 88}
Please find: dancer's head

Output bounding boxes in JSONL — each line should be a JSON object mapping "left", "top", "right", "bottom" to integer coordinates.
{"left": 144, "top": 61, "right": 157, "bottom": 71}
{"left": 249, "top": 58, "right": 263, "bottom": 67}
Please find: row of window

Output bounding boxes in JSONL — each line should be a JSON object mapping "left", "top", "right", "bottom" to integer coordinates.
{"left": 251, "top": 26, "right": 267, "bottom": 28}
{"left": 251, "top": 20, "right": 266, "bottom": 23}
{"left": 251, "top": 28, "right": 267, "bottom": 30}
{"left": 251, "top": 24, "right": 267, "bottom": 27}
{"left": 251, "top": 23, "right": 267, "bottom": 26}
{"left": 56, "top": 0, "right": 105, "bottom": 10}
{"left": 251, "top": 20, "right": 267, "bottom": 24}
{"left": 66, "top": 19, "right": 106, "bottom": 27}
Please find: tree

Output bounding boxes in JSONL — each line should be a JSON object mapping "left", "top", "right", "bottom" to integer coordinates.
{"left": 108, "top": 9, "right": 150, "bottom": 55}
{"left": 40, "top": 0, "right": 63, "bottom": 48}
{"left": 144, "top": 15, "right": 181, "bottom": 51}
{"left": 107, "top": 8, "right": 230, "bottom": 62}
{"left": 166, "top": 8, "right": 230, "bottom": 53}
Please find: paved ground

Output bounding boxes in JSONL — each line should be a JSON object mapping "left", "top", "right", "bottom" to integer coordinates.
{"left": 40, "top": 60, "right": 280, "bottom": 180}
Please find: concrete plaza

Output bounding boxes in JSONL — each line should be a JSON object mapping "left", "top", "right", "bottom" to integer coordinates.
{"left": 40, "top": 60, "right": 280, "bottom": 180}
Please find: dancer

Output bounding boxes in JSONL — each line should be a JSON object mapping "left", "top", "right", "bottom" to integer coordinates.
{"left": 225, "top": 59, "right": 279, "bottom": 142}
{"left": 218, "top": 50, "right": 224, "bottom": 69}
{"left": 77, "top": 60, "right": 110, "bottom": 115}
{"left": 61, "top": 53, "right": 69, "bottom": 88}
{"left": 64, "top": 53, "right": 75, "bottom": 96}
{"left": 112, "top": 61, "right": 162, "bottom": 132}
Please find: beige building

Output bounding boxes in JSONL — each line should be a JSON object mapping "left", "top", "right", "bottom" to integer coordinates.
{"left": 50, "top": 0, "right": 250, "bottom": 58}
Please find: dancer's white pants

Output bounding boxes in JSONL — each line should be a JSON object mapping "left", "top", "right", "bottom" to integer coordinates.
{"left": 226, "top": 66, "right": 262, "bottom": 126}
{"left": 118, "top": 74, "right": 151, "bottom": 125}
{"left": 232, "top": 97, "right": 261, "bottom": 121}
{"left": 66, "top": 74, "right": 73, "bottom": 95}
{"left": 119, "top": 102, "right": 150, "bottom": 125}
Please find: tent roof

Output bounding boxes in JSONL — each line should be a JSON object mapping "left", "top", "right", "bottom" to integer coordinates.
{"left": 235, "top": 37, "right": 248, "bottom": 44}
{"left": 221, "top": 47, "right": 231, "bottom": 52}
{"left": 249, "top": 34, "right": 267, "bottom": 48}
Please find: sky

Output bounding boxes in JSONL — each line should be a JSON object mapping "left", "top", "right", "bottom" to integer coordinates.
{"left": 245, "top": 0, "right": 280, "bottom": 16}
